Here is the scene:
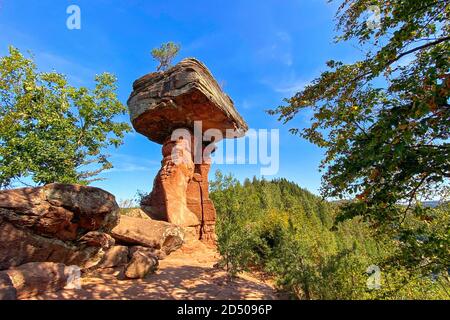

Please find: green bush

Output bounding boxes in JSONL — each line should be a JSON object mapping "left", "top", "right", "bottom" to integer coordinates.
{"left": 211, "top": 170, "right": 450, "bottom": 300}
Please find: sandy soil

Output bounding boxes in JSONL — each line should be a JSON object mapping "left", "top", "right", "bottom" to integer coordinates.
{"left": 30, "top": 239, "right": 280, "bottom": 300}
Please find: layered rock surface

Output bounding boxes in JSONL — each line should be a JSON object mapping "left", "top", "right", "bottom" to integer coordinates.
{"left": 0, "top": 262, "right": 75, "bottom": 299}
{"left": 110, "top": 215, "right": 184, "bottom": 255}
{"left": 0, "top": 184, "right": 119, "bottom": 270}
{"left": 128, "top": 58, "right": 248, "bottom": 144}
{"left": 128, "top": 58, "right": 248, "bottom": 243}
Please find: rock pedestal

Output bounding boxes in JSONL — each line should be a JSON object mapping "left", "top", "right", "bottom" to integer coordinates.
{"left": 141, "top": 136, "right": 199, "bottom": 227}
{"left": 127, "top": 58, "right": 248, "bottom": 244}
{"left": 140, "top": 136, "right": 217, "bottom": 242}
{"left": 186, "top": 159, "right": 217, "bottom": 242}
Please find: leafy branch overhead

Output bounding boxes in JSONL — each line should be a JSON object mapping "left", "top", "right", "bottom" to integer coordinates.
{"left": 0, "top": 46, "right": 131, "bottom": 188}
{"left": 151, "top": 42, "right": 181, "bottom": 71}
{"left": 268, "top": 0, "right": 449, "bottom": 274}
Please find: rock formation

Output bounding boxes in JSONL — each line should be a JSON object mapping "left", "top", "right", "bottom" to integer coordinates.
{"left": 0, "top": 184, "right": 119, "bottom": 270}
{"left": 110, "top": 215, "right": 184, "bottom": 255}
{"left": 0, "top": 262, "right": 75, "bottom": 300}
{"left": 128, "top": 58, "right": 248, "bottom": 243}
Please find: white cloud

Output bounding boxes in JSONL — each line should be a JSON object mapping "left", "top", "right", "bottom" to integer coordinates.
{"left": 36, "top": 51, "right": 97, "bottom": 86}
{"left": 107, "top": 153, "right": 159, "bottom": 173}
{"left": 256, "top": 30, "right": 293, "bottom": 67}
{"left": 273, "top": 79, "right": 310, "bottom": 95}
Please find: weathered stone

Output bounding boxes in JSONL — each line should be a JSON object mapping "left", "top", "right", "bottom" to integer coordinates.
{"left": 120, "top": 208, "right": 152, "bottom": 220}
{"left": 97, "top": 245, "right": 129, "bottom": 269}
{"left": 186, "top": 161, "right": 217, "bottom": 242}
{"left": 2, "top": 262, "right": 70, "bottom": 299}
{"left": 0, "top": 183, "right": 119, "bottom": 241}
{"left": 0, "top": 184, "right": 119, "bottom": 270}
{"left": 0, "top": 272, "right": 16, "bottom": 300}
{"left": 125, "top": 249, "right": 159, "bottom": 279}
{"left": 90, "top": 265, "right": 126, "bottom": 280}
{"left": 0, "top": 219, "right": 113, "bottom": 270}
{"left": 128, "top": 58, "right": 248, "bottom": 144}
{"left": 129, "top": 246, "right": 165, "bottom": 260}
{"left": 141, "top": 136, "right": 200, "bottom": 227}
{"left": 110, "top": 216, "right": 184, "bottom": 254}
{"left": 128, "top": 58, "right": 248, "bottom": 244}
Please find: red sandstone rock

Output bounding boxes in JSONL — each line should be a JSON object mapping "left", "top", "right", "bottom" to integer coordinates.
{"left": 1, "top": 262, "right": 71, "bottom": 299}
{"left": 0, "top": 219, "right": 114, "bottom": 270}
{"left": 128, "top": 58, "right": 248, "bottom": 244}
{"left": 142, "top": 136, "right": 200, "bottom": 227}
{"left": 0, "top": 272, "right": 16, "bottom": 300}
{"left": 125, "top": 248, "right": 159, "bottom": 279}
{"left": 97, "top": 245, "right": 129, "bottom": 269}
{"left": 128, "top": 58, "right": 248, "bottom": 144}
{"left": 0, "top": 183, "right": 119, "bottom": 241}
{"left": 0, "top": 184, "right": 119, "bottom": 270}
{"left": 110, "top": 216, "right": 184, "bottom": 254}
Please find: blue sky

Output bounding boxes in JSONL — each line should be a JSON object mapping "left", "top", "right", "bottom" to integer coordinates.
{"left": 0, "top": 0, "right": 362, "bottom": 202}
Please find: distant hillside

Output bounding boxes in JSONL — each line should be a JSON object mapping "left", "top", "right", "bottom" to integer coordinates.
{"left": 210, "top": 174, "right": 336, "bottom": 229}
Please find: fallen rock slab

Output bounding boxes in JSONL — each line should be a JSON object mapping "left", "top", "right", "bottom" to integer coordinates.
{"left": 110, "top": 216, "right": 184, "bottom": 254}
{"left": 1, "top": 262, "right": 71, "bottom": 299}
{"left": 0, "top": 183, "right": 119, "bottom": 271}
{"left": 125, "top": 249, "right": 159, "bottom": 279}
{"left": 0, "top": 272, "right": 16, "bottom": 300}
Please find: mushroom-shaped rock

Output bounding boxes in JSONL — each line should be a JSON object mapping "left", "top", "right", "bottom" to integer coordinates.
{"left": 128, "top": 58, "right": 248, "bottom": 144}
{"left": 127, "top": 59, "right": 248, "bottom": 243}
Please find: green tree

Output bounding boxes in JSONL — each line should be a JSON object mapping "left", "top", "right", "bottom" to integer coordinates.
{"left": 269, "top": 0, "right": 449, "bottom": 274}
{"left": 0, "top": 46, "right": 131, "bottom": 188}
{"left": 151, "top": 42, "right": 181, "bottom": 71}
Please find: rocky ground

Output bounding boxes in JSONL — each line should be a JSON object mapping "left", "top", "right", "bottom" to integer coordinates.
{"left": 29, "top": 239, "right": 280, "bottom": 300}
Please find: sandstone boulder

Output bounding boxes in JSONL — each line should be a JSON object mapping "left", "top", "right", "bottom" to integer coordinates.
{"left": 125, "top": 249, "right": 159, "bottom": 279}
{"left": 127, "top": 58, "right": 248, "bottom": 244}
{"left": 0, "top": 183, "right": 119, "bottom": 241}
{"left": 0, "top": 184, "right": 119, "bottom": 270}
{"left": 1, "top": 262, "right": 71, "bottom": 299}
{"left": 110, "top": 216, "right": 184, "bottom": 254}
{"left": 97, "top": 245, "right": 129, "bottom": 269}
{"left": 128, "top": 58, "right": 248, "bottom": 144}
{"left": 0, "top": 272, "right": 16, "bottom": 300}
{"left": 0, "top": 219, "right": 114, "bottom": 270}
{"left": 129, "top": 245, "right": 166, "bottom": 260}
{"left": 120, "top": 208, "right": 152, "bottom": 220}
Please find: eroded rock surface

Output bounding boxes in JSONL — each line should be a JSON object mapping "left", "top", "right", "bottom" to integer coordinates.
{"left": 110, "top": 216, "right": 184, "bottom": 255}
{"left": 128, "top": 58, "right": 248, "bottom": 244}
{"left": 0, "top": 184, "right": 119, "bottom": 270}
{"left": 0, "top": 183, "right": 119, "bottom": 241}
{"left": 125, "top": 248, "right": 159, "bottom": 279}
{"left": 128, "top": 58, "right": 248, "bottom": 144}
{"left": 1, "top": 262, "right": 72, "bottom": 299}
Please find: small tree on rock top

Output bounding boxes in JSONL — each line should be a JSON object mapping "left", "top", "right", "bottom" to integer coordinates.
{"left": 151, "top": 42, "right": 180, "bottom": 71}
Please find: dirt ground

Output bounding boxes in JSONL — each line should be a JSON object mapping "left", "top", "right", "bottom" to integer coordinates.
{"left": 30, "top": 239, "right": 281, "bottom": 300}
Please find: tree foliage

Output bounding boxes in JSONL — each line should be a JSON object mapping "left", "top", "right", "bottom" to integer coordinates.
{"left": 211, "top": 171, "right": 450, "bottom": 299}
{"left": 0, "top": 46, "right": 131, "bottom": 188}
{"left": 151, "top": 42, "right": 181, "bottom": 71}
{"left": 268, "top": 0, "right": 449, "bottom": 273}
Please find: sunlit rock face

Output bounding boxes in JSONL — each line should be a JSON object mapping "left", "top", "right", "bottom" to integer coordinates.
{"left": 128, "top": 58, "right": 248, "bottom": 144}
{"left": 128, "top": 58, "right": 248, "bottom": 243}
{"left": 0, "top": 184, "right": 119, "bottom": 270}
